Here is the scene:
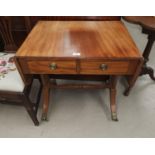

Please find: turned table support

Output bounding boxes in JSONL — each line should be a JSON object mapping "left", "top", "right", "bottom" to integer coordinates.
{"left": 40, "top": 75, "right": 119, "bottom": 122}
{"left": 41, "top": 75, "right": 50, "bottom": 121}
{"left": 109, "top": 76, "right": 118, "bottom": 121}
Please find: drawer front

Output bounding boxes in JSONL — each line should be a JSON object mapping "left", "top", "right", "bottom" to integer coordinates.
{"left": 80, "top": 60, "right": 138, "bottom": 75}
{"left": 27, "top": 60, "right": 77, "bottom": 74}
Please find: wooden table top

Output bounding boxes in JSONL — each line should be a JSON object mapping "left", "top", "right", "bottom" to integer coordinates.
{"left": 123, "top": 16, "right": 155, "bottom": 31}
{"left": 16, "top": 21, "right": 142, "bottom": 60}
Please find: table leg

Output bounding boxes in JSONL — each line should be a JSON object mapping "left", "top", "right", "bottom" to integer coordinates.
{"left": 124, "top": 59, "right": 144, "bottom": 96}
{"left": 109, "top": 76, "right": 118, "bottom": 121}
{"left": 41, "top": 75, "right": 50, "bottom": 121}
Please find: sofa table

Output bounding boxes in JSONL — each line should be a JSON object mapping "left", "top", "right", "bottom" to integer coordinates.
{"left": 15, "top": 21, "right": 143, "bottom": 121}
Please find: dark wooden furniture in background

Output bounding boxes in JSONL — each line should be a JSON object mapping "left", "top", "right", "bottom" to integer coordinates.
{"left": 0, "top": 35, "right": 4, "bottom": 51}
{"left": 16, "top": 21, "right": 143, "bottom": 121}
{"left": 0, "top": 17, "right": 17, "bottom": 51}
{"left": 123, "top": 16, "right": 155, "bottom": 81}
{"left": 0, "top": 16, "right": 120, "bottom": 52}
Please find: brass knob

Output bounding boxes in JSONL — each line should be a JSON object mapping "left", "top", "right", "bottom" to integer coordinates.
{"left": 49, "top": 63, "right": 57, "bottom": 70}
{"left": 100, "top": 64, "right": 108, "bottom": 70}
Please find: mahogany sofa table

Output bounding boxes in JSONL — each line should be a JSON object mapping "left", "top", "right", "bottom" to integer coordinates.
{"left": 15, "top": 21, "right": 143, "bottom": 122}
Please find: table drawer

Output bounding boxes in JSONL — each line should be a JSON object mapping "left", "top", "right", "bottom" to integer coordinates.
{"left": 27, "top": 60, "right": 77, "bottom": 74}
{"left": 80, "top": 60, "right": 137, "bottom": 75}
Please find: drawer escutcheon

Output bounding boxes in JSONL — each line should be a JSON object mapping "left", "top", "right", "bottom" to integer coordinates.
{"left": 100, "top": 64, "right": 108, "bottom": 70}
{"left": 49, "top": 63, "right": 57, "bottom": 70}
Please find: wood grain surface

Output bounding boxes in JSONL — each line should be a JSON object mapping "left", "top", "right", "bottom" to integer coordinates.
{"left": 80, "top": 60, "right": 138, "bottom": 75}
{"left": 16, "top": 21, "right": 142, "bottom": 59}
{"left": 27, "top": 60, "right": 77, "bottom": 74}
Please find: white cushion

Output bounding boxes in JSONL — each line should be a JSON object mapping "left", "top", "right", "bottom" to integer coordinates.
{"left": 0, "top": 52, "right": 25, "bottom": 92}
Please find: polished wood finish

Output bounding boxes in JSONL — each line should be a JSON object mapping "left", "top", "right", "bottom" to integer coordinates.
{"left": 123, "top": 16, "right": 155, "bottom": 81}
{"left": 110, "top": 76, "right": 118, "bottom": 121}
{"left": 20, "top": 59, "right": 138, "bottom": 75}
{"left": 16, "top": 21, "right": 141, "bottom": 59}
{"left": 50, "top": 83, "right": 109, "bottom": 89}
{"left": 27, "top": 60, "right": 77, "bottom": 74}
{"left": 0, "top": 16, "right": 120, "bottom": 51}
{"left": 80, "top": 60, "right": 138, "bottom": 75}
{"left": 40, "top": 75, "right": 50, "bottom": 121}
{"left": 16, "top": 21, "right": 143, "bottom": 121}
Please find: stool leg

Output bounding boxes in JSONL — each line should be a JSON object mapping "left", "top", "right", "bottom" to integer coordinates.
{"left": 23, "top": 94, "right": 39, "bottom": 126}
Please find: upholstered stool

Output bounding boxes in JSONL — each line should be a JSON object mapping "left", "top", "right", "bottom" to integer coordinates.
{"left": 0, "top": 53, "right": 24, "bottom": 91}
{"left": 0, "top": 52, "right": 42, "bottom": 125}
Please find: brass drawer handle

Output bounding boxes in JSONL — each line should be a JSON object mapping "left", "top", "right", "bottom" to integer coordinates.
{"left": 49, "top": 63, "right": 57, "bottom": 70}
{"left": 100, "top": 64, "right": 108, "bottom": 70}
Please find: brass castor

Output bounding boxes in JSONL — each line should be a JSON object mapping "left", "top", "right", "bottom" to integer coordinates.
{"left": 111, "top": 112, "right": 118, "bottom": 121}
{"left": 41, "top": 113, "right": 48, "bottom": 121}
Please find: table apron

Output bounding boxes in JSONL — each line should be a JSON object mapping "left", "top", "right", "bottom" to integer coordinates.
{"left": 17, "top": 58, "right": 141, "bottom": 76}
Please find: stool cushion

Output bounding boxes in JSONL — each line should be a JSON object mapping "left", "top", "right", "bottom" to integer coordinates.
{"left": 0, "top": 53, "right": 25, "bottom": 92}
